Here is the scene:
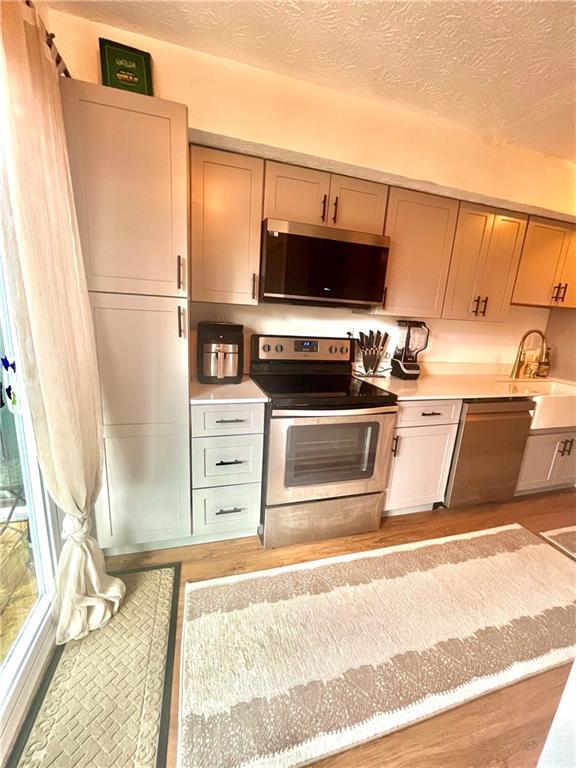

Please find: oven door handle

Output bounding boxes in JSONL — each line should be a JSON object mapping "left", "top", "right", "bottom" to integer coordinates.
{"left": 272, "top": 406, "right": 398, "bottom": 418}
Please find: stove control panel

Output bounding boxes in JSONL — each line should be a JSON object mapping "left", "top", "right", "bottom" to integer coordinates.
{"left": 254, "top": 336, "right": 352, "bottom": 361}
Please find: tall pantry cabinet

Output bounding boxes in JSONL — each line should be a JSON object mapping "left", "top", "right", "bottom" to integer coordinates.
{"left": 61, "top": 79, "right": 191, "bottom": 551}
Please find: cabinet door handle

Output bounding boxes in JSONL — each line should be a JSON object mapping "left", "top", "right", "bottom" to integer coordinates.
{"left": 565, "top": 438, "right": 574, "bottom": 457}
{"left": 321, "top": 193, "right": 327, "bottom": 222}
{"left": 382, "top": 285, "right": 387, "bottom": 308}
{"left": 177, "top": 255, "right": 184, "bottom": 290}
{"left": 480, "top": 296, "right": 488, "bottom": 316}
{"left": 421, "top": 411, "right": 442, "bottom": 416}
{"left": 558, "top": 440, "right": 568, "bottom": 456}
{"left": 216, "top": 507, "right": 244, "bottom": 516}
{"left": 332, "top": 195, "right": 339, "bottom": 224}
{"left": 472, "top": 295, "right": 481, "bottom": 316}
{"left": 391, "top": 435, "right": 400, "bottom": 457}
{"left": 215, "top": 459, "right": 245, "bottom": 466}
{"left": 215, "top": 418, "right": 247, "bottom": 424}
{"left": 252, "top": 273, "right": 258, "bottom": 300}
{"left": 552, "top": 283, "right": 561, "bottom": 302}
{"left": 177, "top": 306, "right": 184, "bottom": 338}
{"left": 559, "top": 283, "right": 568, "bottom": 303}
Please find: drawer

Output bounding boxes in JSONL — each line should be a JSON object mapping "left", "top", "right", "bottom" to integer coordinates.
{"left": 191, "top": 402, "right": 265, "bottom": 437}
{"left": 397, "top": 399, "right": 462, "bottom": 427}
{"left": 192, "top": 433, "right": 264, "bottom": 488}
{"left": 193, "top": 483, "right": 261, "bottom": 535}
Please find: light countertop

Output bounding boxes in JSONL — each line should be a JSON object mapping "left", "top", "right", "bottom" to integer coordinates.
{"left": 362, "top": 374, "right": 576, "bottom": 402}
{"left": 190, "top": 376, "right": 269, "bottom": 405}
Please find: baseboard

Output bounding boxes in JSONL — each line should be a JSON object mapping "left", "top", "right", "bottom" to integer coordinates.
{"left": 103, "top": 526, "right": 259, "bottom": 556}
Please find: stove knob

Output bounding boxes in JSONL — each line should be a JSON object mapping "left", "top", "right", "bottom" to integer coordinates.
{"left": 262, "top": 343, "right": 271, "bottom": 352}
{"left": 275, "top": 344, "right": 284, "bottom": 353}
{"left": 340, "top": 345, "right": 348, "bottom": 355}
{"left": 329, "top": 345, "right": 338, "bottom": 353}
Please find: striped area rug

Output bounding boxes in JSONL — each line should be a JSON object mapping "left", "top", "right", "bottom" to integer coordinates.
{"left": 541, "top": 525, "right": 576, "bottom": 559}
{"left": 179, "top": 524, "right": 576, "bottom": 768}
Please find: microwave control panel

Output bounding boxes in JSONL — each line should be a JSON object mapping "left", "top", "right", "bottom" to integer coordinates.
{"left": 255, "top": 336, "right": 351, "bottom": 361}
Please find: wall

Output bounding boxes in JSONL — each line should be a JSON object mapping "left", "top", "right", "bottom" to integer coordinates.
{"left": 546, "top": 309, "right": 576, "bottom": 382}
{"left": 189, "top": 301, "right": 550, "bottom": 376}
{"left": 46, "top": 7, "right": 576, "bottom": 217}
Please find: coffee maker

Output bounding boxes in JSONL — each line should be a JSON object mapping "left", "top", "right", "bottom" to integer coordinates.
{"left": 391, "top": 320, "right": 429, "bottom": 380}
{"left": 197, "top": 322, "right": 244, "bottom": 384}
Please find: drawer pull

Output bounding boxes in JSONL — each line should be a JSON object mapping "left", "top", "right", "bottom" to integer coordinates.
{"left": 215, "top": 459, "right": 245, "bottom": 466}
{"left": 391, "top": 435, "right": 400, "bottom": 457}
{"left": 421, "top": 411, "right": 442, "bottom": 416}
{"left": 216, "top": 507, "right": 244, "bottom": 516}
{"left": 215, "top": 418, "right": 247, "bottom": 424}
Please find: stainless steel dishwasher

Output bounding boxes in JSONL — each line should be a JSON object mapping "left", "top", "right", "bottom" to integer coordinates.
{"left": 445, "top": 399, "right": 533, "bottom": 507}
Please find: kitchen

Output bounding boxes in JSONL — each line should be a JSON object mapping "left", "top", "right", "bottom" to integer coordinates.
{"left": 2, "top": 3, "right": 575, "bottom": 768}
{"left": 55, "top": 77, "right": 576, "bottom": 555}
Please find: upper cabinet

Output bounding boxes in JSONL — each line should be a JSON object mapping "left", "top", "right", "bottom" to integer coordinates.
{"left": 381, "top": 188, "right": 459, "bottom": 318}
{"left": 443, "top": 204, "right": 527, "bottom": 321}
{"left": 60, "top": 79, "right": 188, "bottom": 297}
{"left": 554, "top": 230, "right": 576, "bottom": 309}
{"left": 264, "top": 162, "right": 330, "bottom": 225}
{"left": 512, "top": 218, "right": 575, "bottom": 308}
{"left": 326, "top": 174, "right": 388, "bottom": 234}
{"left": 263, "top": 162, "right": 388, "bottom": 234}
{"left": 190, "top": 147, "right": 264, "bottom": 305}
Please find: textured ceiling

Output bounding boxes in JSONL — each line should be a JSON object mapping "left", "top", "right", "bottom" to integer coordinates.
{"left": 49, "top": 1, "right": 576, "bottom": 160}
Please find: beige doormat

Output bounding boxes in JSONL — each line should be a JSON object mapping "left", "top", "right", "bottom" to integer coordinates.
{"left": 179, "top": 525, "right": 576, "bottom": 768}
{"left": 541, "top": 525, "right": 576, "bottom": 558}
{"left": 9, "top": 564, "right": 179, "bottom": 768}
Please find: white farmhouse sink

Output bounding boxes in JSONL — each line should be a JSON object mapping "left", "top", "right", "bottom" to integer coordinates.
{"left": 525, "top": 381, "right": 576, "bottom": 430}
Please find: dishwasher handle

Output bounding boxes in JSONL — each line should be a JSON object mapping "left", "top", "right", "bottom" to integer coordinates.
{"left": 464, "top": 411, "right": 533, "bottom": 424}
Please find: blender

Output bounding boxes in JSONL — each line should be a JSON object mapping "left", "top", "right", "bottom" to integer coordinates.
{"left": 391, "top": 320, "right": 430, "bottom": 379}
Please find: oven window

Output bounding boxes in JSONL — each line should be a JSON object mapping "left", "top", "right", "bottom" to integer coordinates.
{"left": 285, "top": 421, "right": 380, "bottom": 486}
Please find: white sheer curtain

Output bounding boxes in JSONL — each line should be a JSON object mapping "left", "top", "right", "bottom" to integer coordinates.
{"left": 0, "top": 1, "right": 125, "bottom": 644}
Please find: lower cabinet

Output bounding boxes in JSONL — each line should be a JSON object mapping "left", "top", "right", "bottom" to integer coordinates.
{"left": 516, "top": 431, "right": 576, "bottom": 493}
{"left": 385, "top": 423, "right": 459, "bottom": 512}
{"left": 90, "top": 292, "right": 191, "bottom": 549}
{"left": 192, "top": 483, "right": 261, "bottom": 536}
{"left": 190, "top": 402, "right": 264, "bottom": 539}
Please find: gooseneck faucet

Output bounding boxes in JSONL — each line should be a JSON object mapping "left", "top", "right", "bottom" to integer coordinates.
{"left": 510, "top": 329, "right": 548, "bottom": 379}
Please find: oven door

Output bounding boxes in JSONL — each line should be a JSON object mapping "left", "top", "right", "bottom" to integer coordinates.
{"left": 266, "top": 406, "right": 397, "bottom": 506}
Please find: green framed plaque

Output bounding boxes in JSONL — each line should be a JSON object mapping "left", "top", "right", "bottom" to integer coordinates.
{"left": 99, "top": 38, "right": 153, "bottom": 96}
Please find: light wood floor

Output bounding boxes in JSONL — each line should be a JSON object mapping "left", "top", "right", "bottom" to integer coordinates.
{"left": 108, "top": 489, "right": 576, "bottom": 768}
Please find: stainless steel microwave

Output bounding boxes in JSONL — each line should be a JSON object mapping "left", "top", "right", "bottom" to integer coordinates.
{"left": 260, "top": 219, "right": 390, "bottom": 308}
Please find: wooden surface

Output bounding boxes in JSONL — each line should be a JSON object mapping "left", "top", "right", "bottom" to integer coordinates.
{"left": 107, "top": 489, "right": 576, "bottom": 768}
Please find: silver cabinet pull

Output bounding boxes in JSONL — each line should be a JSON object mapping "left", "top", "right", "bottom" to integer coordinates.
{"left": 252, "top": 272, "right": 257, "bottom": 300}
{"left": 559, "top": 283, "right": 568, "bottom": 303}
{"left": 321, "top": 193, "right": 327, "bottom": 222}
{"left": 215, "top": 418, "right": 247, "bottom": 424}
{"left": 177, "top": 255, "right": 184, "bottom": 290}
{"left": 216, "top": 507, "right": 244, "bottom": 516}
{"left": 480, "top": 296, "right": 489, "bottom": 316}
{"left": 552, "top": 283, "right": 561, "bottom": 302}
{"left": 391, "top": 435, "right": 400, "bottom": 457}
{"left": 472, "top": 295, "right": 481, "bottom": 315}
{"left": 177, "top": 306, "right": 184, "bottom": 338}
{"left": 215, "top": 459, "right": 245, "bottom": 466}
{"left": 332, "top": 195, "right": 339, "bottom": 224}
{"left": 421, "top": 411, "right": 442, "bottom": 416}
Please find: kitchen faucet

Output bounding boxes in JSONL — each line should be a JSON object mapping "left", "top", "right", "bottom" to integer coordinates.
{"left": 510, "top": 329, "right": 549, "bottom": 379}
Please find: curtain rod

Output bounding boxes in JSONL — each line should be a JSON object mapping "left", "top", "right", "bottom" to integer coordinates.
{"left": 24, "top": 0, "right": 71, "bottom": 77}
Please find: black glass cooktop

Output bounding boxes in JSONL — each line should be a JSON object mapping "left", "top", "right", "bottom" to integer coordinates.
{"left": 250, "top": 374, "right": 397, "bottom": 408}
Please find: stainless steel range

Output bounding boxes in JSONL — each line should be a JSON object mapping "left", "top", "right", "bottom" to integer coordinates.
{"left": 250, "top": 334, "right": 398, "bottom": 548}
